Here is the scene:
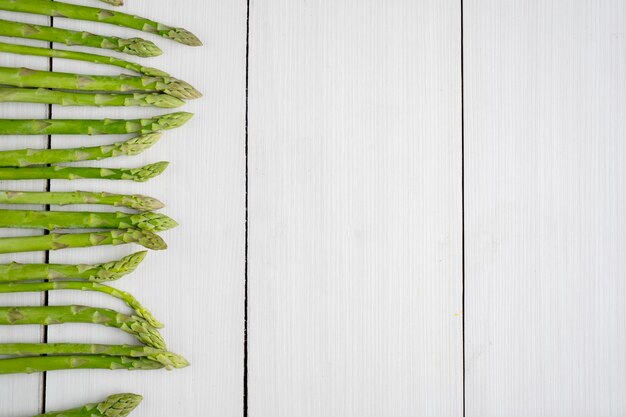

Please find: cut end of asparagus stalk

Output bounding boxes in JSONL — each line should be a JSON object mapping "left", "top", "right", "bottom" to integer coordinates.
{"left": 119, "top": 132, "right": 162, "bottom": 156}
{"left": 119, "top": 38, "right": 163, "bottom": 57}
{"left": 153, "top": 111, "right": 194, "bottom": 130}
{"left": 126, "top": 212, "right": 178, "bottom": 232}
{"left": 166, "top": 27, "right": 203, "bottom": 46}
{"left": 94, "top": 250, "right": 148, "bottom": 282}
{"left": 123, "top": 161, "right": 169, "bottom": 182}
{"left": 149, "top": 351, "right": 190, "bottom": 370}
{"left": 122, "top": 194, "right": 165, "bottom": 211}
{"left": 165, "top": 79, "right": 202, "bottom": 100}
{"left": 98, "top": 393, "right": 143, "bottom": 417}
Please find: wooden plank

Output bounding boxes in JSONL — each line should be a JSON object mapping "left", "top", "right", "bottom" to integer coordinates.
{"left": 248, "top": 1, "right": 463, "bottom": 416}
{"left": 43, "top": 1, "right": 247, "bottom": 416}
{"left": 0, "top": 11, "right": 49, "bottom": 416}
{"left": 464, "top": 1, "right": 626, "bottom": 415}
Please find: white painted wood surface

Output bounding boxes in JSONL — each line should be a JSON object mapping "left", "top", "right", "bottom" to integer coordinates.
{"left": 2, "top": 1, "right": 626, "bottom": 416}
{"left": 464, "top": 1, "right": 626, "bottom": 416}
{"left": 247, "top": 1, "right": 463, "bottom": 416}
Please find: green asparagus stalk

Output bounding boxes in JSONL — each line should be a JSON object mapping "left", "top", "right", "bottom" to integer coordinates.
{"left": 0, "top": 112, "right": 192, "bottom": 135}
{"left": 0, "top": 344, "right": 188, "bottom": 369}
{"left": 0, "top": 19, "right": 161, "bottom": 57}
{"left": 0, "top": 355, "right": 164, "bottom": 374}
{"left": 0, "top": 87, "right": 184, "bottom": 108}
{"left": 0, "top": 229, "right": 167, "bottom": 254}
{"left": 0, "top": 161, "right": 169, "bottom": 181}
{"left": 0, "top": 41, "right": 167, "bottom": 76}
{"left": 0, "top": 190, "right": 164, "bottom": 211}
{"left": 0, "top": 281, "right": 162, "bottom": 327}
{"left": 0, "top": 251, "right": 147, "bottom": 282}
{"left": 0, "top": 305, "right": 166, "bottom": 348}
{"left": 0, "top": 0, "right": 202, "bottom": 46}
{"left": 0, "top": 133, "right": 161, "bottom": 167}
{"left": 32, "top": 393, "right": 142, "bottom": 417}
{"left": 0, "top": 67, "right": 201, "bottom": 100}
{"left": 0, "top": 209, "right": 177, "bottom": 231}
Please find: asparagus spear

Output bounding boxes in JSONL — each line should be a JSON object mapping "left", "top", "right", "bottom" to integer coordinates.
{"left": 31, "top": 393, "right": 143, "bottom": 417}
{"left": 0, "top": 19, "right": 161, "bottom": 57}
{"left": 0, "top": 0, "right": 202, "bottom": 46}
{"left": 0, "top": 344, "right": 188, "bottom": 369}
{"left": 0, "top": 209, "right": 177, "bottom": 231}
{"left": 0, "top": 133, "right": 161, "bottom": 166}
{"left": 0, "top": 281, "right": 162, "bottom": 327}
{"left": 0, "top": 87, "right": 184, "bottom": 108}
{"left": 0, "top": 67, "right": 201, "bottom": 100}
{"left": 0, "top": 355, "right": 165, "bottom": 374}
{"left": 0, "top": 305, "right": 166, "bottom": 348}
{"left": 0, "top": 251, "right": 147, "bottom": 282}
{"left": 0, "top": 229, "right": 167, "bottom": 254}
{"left": 0, "top": 112, "right": 192, "bottom": 135}
{"left": 0, "top": 41, "right": 167, "bottom": 76}
{"left": 0, "top": 161, "right": 169, "bottom": 181}
{"left": 0, "top": 190, "right": 164, "bottom": 211}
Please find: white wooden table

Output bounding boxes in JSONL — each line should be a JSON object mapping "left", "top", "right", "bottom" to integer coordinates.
{"left": 1, "top": 1, "right": 625, "bottom": 416}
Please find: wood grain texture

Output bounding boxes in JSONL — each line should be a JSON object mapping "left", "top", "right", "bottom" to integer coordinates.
{"left": 0, "top": 11, "right": 49, "bottom": 416}
{"left": 38, "top": 1, "right": 247, "bottom": 416}
{"left": 464, "top": 1, "right": 626, "bottom": 416}
{"left": 248, "top": 1, "right": 463, "bottom": 416}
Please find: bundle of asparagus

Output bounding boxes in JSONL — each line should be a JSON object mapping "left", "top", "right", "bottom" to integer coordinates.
{"left": 0, "top": 253, "right": 189, "bottom": 373}
{"left": 0, "top": 0, "right": 202, "bottom": 46}
{"left": 0, "top": 0, "right": 201, "bottom": 409}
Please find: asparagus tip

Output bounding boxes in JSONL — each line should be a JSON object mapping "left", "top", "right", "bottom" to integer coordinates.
{"left": 144, "top": 93, "right": 186, "bottom": 108}
{"left": 120, "top": 132, "right": 162, "bottom": 156}
{"left": 92, "top": 250, "right": 148, "bottom": 282}
{"left": 110, "top": 229, "right": 166, "bottom": 250}
{"left": 135, "top": 231, "right": 167, "bottom": 251}
{"left": 123, "top": 38, "right": 163, "bottom": 58}
{"left": 124, "top": 194, "right": 165, "bottom": 211}
{"left": 168, "top": 28, "right": 203, "bottom": 46}
{"left": 97, "top": 393, "right": 143, "bottom": 417}
{"left": 155, "top": 112, "right": 194, "bottom": 130}
{"left": 140, "top": 66, "right": 170, "bottom": 77}
{"left": 131, "top": 212, "right": 178, "bottom": 232}
{"left": 136, "top": 307, "right": 164, "bottom": 329}
{"left": 150, "top": 351, "right": 190, "bottom": 370}
{"left": 165, "top": 79, "right": 202, "bottom": 100}
{"left": 129, "top": 161, "right": 169, "bottom": 182}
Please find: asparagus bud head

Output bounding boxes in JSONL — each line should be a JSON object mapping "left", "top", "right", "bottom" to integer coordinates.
{"left": 167, "top": 27, "right": 203, "bottom": 46}
{"left": 121, "top": 194, "right": 165, "bottom": 211}
{"left": 97, "top": 393, "right": 143, "bottom": 417}
{"left": 118, "top": 38, "right": 162, "bottom": 57}
{"left": 119, "top": 133, "right": 161, "bottom": 156}
{"left": 124, "top": 162, "right": 169, "bottom": 182}
{"left": 153, "top": 112, "right": 193, "bottom": 130}
{"left": 92, "top": 250, "right": 148, "bottom": 282}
